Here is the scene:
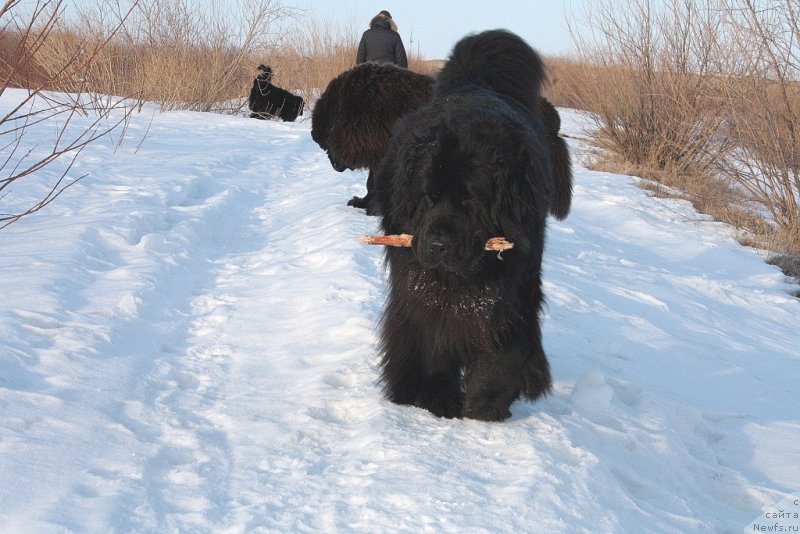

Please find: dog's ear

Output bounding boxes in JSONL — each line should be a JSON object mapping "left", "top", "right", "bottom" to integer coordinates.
{"left": 537, "top": 99, "right": 572, "bottom": 220}
{"left": 375, "top": 144, "right": 401, "bottom": 233}
{"left": 311, "top": 88, "right": 332, "bottom": 147}
{"left": 491, "top": 130, "right": 551, "bottom": 229}
{"left": 538, "top": 98, "right": 560, "bottom": 135}
{"left": 548, "top": 133, "right": 572, "bottom": 220}
{"left": 379, "top": 118, "right": 437, "bottom": 233}
{"left": 386, "top": 143, "right": 425, "bottom": 230}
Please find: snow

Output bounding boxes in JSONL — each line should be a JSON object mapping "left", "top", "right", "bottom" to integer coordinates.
{"left": 1, "top": 88, "right": 799, "bottom": 533}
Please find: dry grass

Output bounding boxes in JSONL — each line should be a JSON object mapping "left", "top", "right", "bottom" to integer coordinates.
{"left": 1, "top": 0, "right": 139, "bottom": 228}
{"left": 6, "top": 4, "right": 439, "bottom": 114}
{"left": 9, "top": 0, "right": 301, "bottom": 113}
{"left": 4, "top": 0, "right": 798, "bottom": 279}
{"left": 263, "top": 17, "right": 441, "bottom": 106}
{"left": 569, "top": 0, "right": 727, "bottom": 174}
{"left": 259, "top": 14, "right": 359, "bottom": 106}
{"left": 563, "top": 0, "right": 800, "bottom": 277}
{"left": 1, "top": 0, "right": 444, "bottom": 228}
{"left": 542, "top": 54, "right": 590, "bottom": 111}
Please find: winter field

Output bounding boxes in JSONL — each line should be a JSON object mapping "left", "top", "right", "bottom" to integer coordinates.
{"left": 1, "top": 88, "right": 799, "bottom": 533}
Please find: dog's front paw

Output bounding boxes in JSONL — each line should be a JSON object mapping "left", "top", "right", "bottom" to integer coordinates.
{"left": 416, "top": 390, "right": 463, "bottom": 419}
{"left": 463, "top": 403, "right": 511, "bottom": 422}
{"left": 347, "top": 195, "right": 367, "bottom": 209}
{"left": 463, "top": 390, "right": 515, "bottom": 422}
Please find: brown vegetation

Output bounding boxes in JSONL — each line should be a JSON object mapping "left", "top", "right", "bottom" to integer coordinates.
{"left": 553, "top": 0, "right": 800, "bottom": 276}
{"left": 1, "top": 0, "right": 439, "bottom": 227}
{"left": 3, "top": 2, "right": 437, "bottom": 112}
{"left": 1, "top": 0, "right": 139, "bottom": 228}
{"left": 2, "top": 0, "right": 798, "bottom": 279}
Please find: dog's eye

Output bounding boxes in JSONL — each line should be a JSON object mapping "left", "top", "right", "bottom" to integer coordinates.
{"left": 425, "top": 191, "right": 441, "bottom": 204}
{"left": 417, "top": 192, "right": 433, "bottom": 208}
{"left": 461, "top": 197, "right": 476, "bottom": 210}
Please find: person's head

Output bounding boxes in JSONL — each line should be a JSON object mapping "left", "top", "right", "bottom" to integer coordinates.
{"left": 370, "top": 10, "right": 396, "bottom": 31}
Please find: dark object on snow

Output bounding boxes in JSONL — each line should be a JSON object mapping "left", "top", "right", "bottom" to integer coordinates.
{"left": 248, "top": 65, "right": 304, "bottom": 122}
{"left": 311, "top": 62, "right": 434, "bottom": 212}
{"left": 371, "top": 30, "right": 573, "bottom": 421}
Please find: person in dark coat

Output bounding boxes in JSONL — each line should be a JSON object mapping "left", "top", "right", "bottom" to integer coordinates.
{"left": 356, "top": 10, "right": 408, "bottom": 68}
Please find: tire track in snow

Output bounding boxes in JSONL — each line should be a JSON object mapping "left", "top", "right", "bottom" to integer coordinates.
{"left": 72, "top": 154, "right": 271, "bottom": 530}
{"left": 99, "top": 120, "right": 386, "bottom": 530}
{"left": 0, "top": 116, "right": 316, "bottom": 530}
{"left": 105, "top": 134, "right": 320, "bottom": 529}
{"left": 192, "top": 136, "right": 390, "bottom": 531}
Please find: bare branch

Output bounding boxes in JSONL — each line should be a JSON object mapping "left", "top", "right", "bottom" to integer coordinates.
{"left": 0, "top": 0, "right": 140, "bottom": 228}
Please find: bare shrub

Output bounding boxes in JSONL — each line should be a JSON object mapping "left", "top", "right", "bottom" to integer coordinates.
{"left": 91, "top": 0, "right": 293, "bottom": 113}
{"left": 542, "top": 54, "right": 590, "bottom": 110}
{"left": 568, "top": 0, "right": 728, "bottom": 175}
{"left": 261, "top": 14, "right": 359, "bottom": 107}
{"left": 19, "top": 0, "right": 296, "bottom": 114}
{"left": 1, "top": 0, "right": 139, "bottom": 229}
{"left": 713, "top": 0, "right": 800, "bottom": 248}
{"left": 566, "top": 0, "right": 800, "bottom": 267}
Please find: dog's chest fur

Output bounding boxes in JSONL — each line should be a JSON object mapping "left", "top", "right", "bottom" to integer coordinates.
{"left": 405, "top": 267, "right": 502, "bottom": 320}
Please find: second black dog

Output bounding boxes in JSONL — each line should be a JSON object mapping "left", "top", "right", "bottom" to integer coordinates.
{"left": 311, "top": 62, "right": 434, "bottom": 212}
{"left": 249, "top": 65, "right": 305, "bottom": 122}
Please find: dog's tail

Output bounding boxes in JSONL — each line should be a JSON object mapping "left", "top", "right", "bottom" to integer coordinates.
{"left": 438, "top": 29, "right": 545, "bottom": 114}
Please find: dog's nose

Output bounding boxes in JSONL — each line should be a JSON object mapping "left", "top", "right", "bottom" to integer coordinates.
{"left": 427, "top": 236, "right": 452, "bottom": 259}
{"left": 330, "top": 157, "right": 347, "bottom": 172}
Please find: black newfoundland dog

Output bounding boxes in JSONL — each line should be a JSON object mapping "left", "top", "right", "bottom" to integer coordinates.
{"left": 311, "top": 62, "right": 434, "bottom": 211}
{"left": 372, "top": 30, "right": 573, "bottom": 421}
{"left": 248, "top": 65, "right": 305, "bottom": 122}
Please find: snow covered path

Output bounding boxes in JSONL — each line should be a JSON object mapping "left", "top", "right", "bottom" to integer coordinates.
{"left": 1, "top": 92, "right": 799, "bottom": 533}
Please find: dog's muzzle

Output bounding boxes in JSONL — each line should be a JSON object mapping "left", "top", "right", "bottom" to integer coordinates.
{"left": 328, "top": 152, "right": 348, "bottom": 172}
{"left": 417, "top": 227, "right": 486, "bottom": 274}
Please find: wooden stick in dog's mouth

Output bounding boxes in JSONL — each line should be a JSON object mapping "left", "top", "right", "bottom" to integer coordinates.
{"left": 358, "top": 234, "right": 514, "bottom": 252}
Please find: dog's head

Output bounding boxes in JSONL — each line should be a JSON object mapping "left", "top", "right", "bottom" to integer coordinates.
{"left": 384, "top": 104, "right": 552, "bottom": 275}
{"left": 256, "top": 64, "right": 273, "bottom": 83}
{"left": 312, "top": 99, "right": 366, "bottom": 173}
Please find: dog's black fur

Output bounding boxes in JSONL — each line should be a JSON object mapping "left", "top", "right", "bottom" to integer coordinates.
{"left": 372, "top": 30, "right": 572, "bottom": 421}
{"left": 311, "top": 62, "right": 434, "bottom": 212}
{"left": 249, "top": 65, "right": 305, "bottom": 122}
{"left": 538, "top": 97, "right": 572, "bottom": 220}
